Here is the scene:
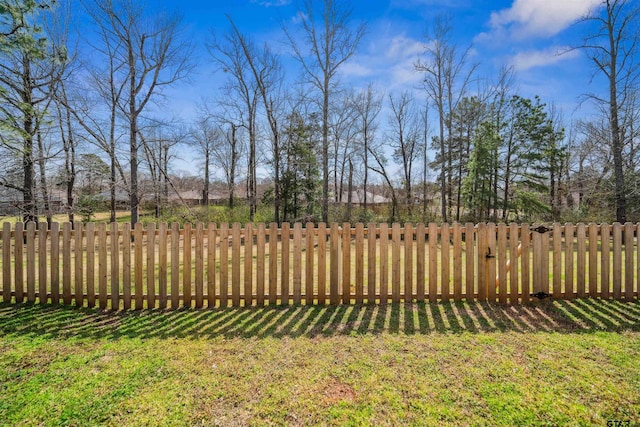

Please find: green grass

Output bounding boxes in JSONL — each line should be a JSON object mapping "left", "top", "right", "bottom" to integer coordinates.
{"left": 1, "top": 300, "right": 639, "bottom": 426}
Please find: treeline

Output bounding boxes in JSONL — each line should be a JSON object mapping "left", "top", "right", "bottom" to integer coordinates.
{"left": 0, "top": 0, "right": 638, "bottom": 226}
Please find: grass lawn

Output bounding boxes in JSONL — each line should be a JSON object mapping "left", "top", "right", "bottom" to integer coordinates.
{"left": 0, "top": 300, "right": 639, "bottom": 426}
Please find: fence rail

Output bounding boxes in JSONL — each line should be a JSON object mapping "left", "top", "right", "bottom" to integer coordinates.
{"left": 1, "top": 221, "right": 638, "bottom": 309}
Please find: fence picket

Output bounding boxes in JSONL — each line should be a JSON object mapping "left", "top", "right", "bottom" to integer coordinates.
{"left": 520, "top": 224, "right": 530, "bottom": 303}
{"left": 564, "top": 223, "right": 574, "bottom": 298}
{"left": 195, "top": 223, "right": 204, "bottom": 308}
{"left": 73, "top": 223, "right": 83, "bottom": 306}
{"left": 367, "top": 223, "right": 376, "bottom": 303}
{"left": 293, "top": 223, "right": 302, "bottom": 305}
{"left": 428, "top": 223, "right": 437, "bottom": 302}
{"left": 613, "top": 223, "right": 622, "bottom": 300}
{"left": 268, "top": 223, "right": 277, "bottom": 305}
{"left": 392, "top": 223, "right": 401, "bottom": 303}
{"left": 601, "top": 224, "right": 610, "bottom": 299}
{"left": 26, "top": 222, "right": 35, "bottom": 303}
{"left": 50, "top": 222, "right": 60, "bottom": 305}
{"left": 2, "top": 223, "right": 9, "bottom": 302}
{"left": 85, "top": 223, "right": 95, "bottom": 308}
{"left": 415, "top": 224, "right": 425, "bottom": 302}
{"left": 38, "top": 222, "right": 48, "bottom": 304}
{"left": 441, "top": 223, "right": 450, "bottom": 302}
{"left": 453, "top": 223, "right": 462, "bottom": 301}
{"left": 466, "top": 223, "right": 475, "bottom": 302}
{"left": 317, "top": 223, "right": 327, "bottom": 305}
{"left": 146, "top": 223, "right": 156, "bottom": 309}
{"left": 256, "top": 224, "right": 265, "bottom": 306}
{"left": 219, "top": 223, "right": 229, "bottom": 307}
{"left": 232, "top": 223, "right": 241, "bottom": 307}
{"left": 208, "top": 223, "right": 217, "bottom": 307}
{"left": 98, "top": 223, "right": 108, "bottom": 309}
{"left": 183, "top": 223, "right": 193, "bottom": 308}
{"left": 497, "top": 223, "right": 507, "bottom": 304}
{"left": 111, "top": 222, "right": 120, "bottom": 310}
{"left": 625, "top": 222, "right": 634, "bottom": 301}
{"left": 404, "top": 223, "right": 413, "bottom": 302}
{"left": 281, "top": 223, "right": 290, "bottom": 305}
{"left": 379, "top": 223, "right": 389, "bottom": 304}
{"left": 509, "top": 223, "right": 519, "bottom": 303}
{"left": 355, "top": 223, "right": 364, "bottom": 304}
{"left": 134, "top": 223, "right": 143, "bottom": 310}
{"left": 577, "top": 223, "right": 586, "bottom": 298}
{"left": 122, "top": 223, "right": 131, "bottom": 310}
{"left": 477, "top": 223, "right": 486, "bottom": 302}
{"left": 171, "top": 223, "right": 180, "bottom": 309}
{"left": 60, "top": 222, "right": 69, "bottom": 305}
{"left": 158, "top": 223, "right": 168, "bottom": 309}
{"left": 245, "top": 223, "right": 254, "bottom": 307}
{"left": 305, "top": 223, "right": 315, "bottom": 305}
{"left": 330, "top": 223, "right": 340, "bottom": 305}
{"left": 588, "top": 223, "right": 598, "bottom": 297}
{"left": 553, "top": 223, "right": 562, "bottom": 299}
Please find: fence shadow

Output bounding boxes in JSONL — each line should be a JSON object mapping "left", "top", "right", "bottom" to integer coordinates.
{"left": 0, "top": 299, "right": 638, "bottom": 341}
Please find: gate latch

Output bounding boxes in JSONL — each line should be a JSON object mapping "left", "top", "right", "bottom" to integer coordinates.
{"left": 485, "top": 248, "right": 495, "bottom": 259}
{"left": 530, "top": 291, "right": 552, "bottom": 300}
{"left": 532, "top": 225, "right": 551, "bottom": 234}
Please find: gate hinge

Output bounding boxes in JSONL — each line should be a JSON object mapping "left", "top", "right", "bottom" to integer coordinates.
{"left": 485, "top": 248, "right": 495, "bottom": 259}
{"left": 532, "top": 225, "right": 551, "bottom": 234}
{"left": 530, "top": 291, "right": 552, "bottom": 300}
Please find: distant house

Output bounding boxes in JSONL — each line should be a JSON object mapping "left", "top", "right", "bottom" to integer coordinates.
{"left": 338, "top": 189, "right": 391, "bottom": 205}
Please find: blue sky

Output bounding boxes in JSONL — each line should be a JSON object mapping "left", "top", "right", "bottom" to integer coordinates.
{"left": 111, "top": 0, "right": 605, "bottom": 176}
{"left": 155, "top": 0, "right": 604, "bottom": 120}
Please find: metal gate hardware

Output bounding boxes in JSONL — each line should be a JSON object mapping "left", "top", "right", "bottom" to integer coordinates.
{"left": 532, "top": 225, "right": 551, "bottom": 234}
{"left": 530, "top": 291, "right": 551, "bottom": 299}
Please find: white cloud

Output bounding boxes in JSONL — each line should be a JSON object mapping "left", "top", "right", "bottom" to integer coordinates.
{"left": 484, "top": 0, "right": 601, "bottom": 39}
{"left": 340, "top": 34, "right": 425, "bottom": 92}
{"left": 509, "top": 46, "right": 580, "bottom": 71}
{"left": 251, "top": 0, "right": 291, "bottom": 7}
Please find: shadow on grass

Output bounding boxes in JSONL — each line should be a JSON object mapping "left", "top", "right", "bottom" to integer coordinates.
{"left": 0, "top": 299, "right": 638, "bottom": 341}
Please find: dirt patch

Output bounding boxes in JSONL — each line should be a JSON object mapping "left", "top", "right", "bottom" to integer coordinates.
{"left": 322, "top": 377, "right": 356, "bottom": 405}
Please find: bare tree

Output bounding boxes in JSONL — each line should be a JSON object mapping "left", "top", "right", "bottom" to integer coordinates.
{"left": 353, "top": 83, "right": 383, "bottom": 210}
{"left": 388, "top": 91, "right": 419, "bottom": 214}
{"left": 415, "top": 14, "right": 477, "bottom": 222}
{"left": 284, "top": 0, "right": 365, "bottom": 223}
{"left": 222, "top": 16, "right": 285, "bottom": 223}
{"left": 84, "top": 0, "right": 193, "bottom": 225}
{"left": 190, "top": 114, "right": 220, "bottom": 207}
{"left": 578, "top": 0, "right": 639, "bottom": 222}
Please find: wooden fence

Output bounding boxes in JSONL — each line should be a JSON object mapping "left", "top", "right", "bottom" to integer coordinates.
{"left": 0, "top": 222, "right": 638, "bottom": 309}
